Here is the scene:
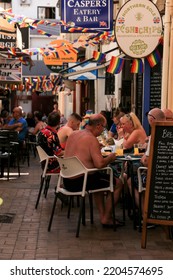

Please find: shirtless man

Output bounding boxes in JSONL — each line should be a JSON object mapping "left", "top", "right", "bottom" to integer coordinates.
{"left": 57, "top": 113, "right": 82, "bottom": 149}
{"left": 162, "top": 108, "right": 173, "bottom": 121}
{"left": 64, "top": 113, "right": 123, "bottom": 226}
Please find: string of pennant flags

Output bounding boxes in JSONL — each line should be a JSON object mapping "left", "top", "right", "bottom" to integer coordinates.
{"left": 0, "top": 8, "right": 164, "bottom": 94}
{"left": 2, "top": 34, "right": 163, "bottom": 73}
{"left": 92, "top": 36, "right": 163, "bottom": 74}
{"left": 0, "top": 36, "right": 163, "bottom": 94}
{"left": 1, "top": 8, "right": 115, "bottom": 44}
{"left": 1, "top": 8, "right": 163, "bottom": 71}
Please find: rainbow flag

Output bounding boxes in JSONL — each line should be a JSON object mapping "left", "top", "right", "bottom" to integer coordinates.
{"left": 107, "top": 56, "right": 124, "bottom": 74}
{"left": 93, "top": 51, "right": 106, "bottom": 64}
{"left": 146, "top": 44, "right": 163, "bottom": 67}
{"left": 131, "top": 59, "right": 144, "bottom": 73}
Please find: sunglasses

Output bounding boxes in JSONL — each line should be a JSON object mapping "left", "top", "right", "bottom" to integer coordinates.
{"left": 146, "top": 112, "right": 156, "bottom": 119}
{"left": 125, "top": 113, "right": 134, "bottom": 124}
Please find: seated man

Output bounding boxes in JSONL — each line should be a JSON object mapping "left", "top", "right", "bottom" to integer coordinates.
{"left": 37, "top": 111, "right": 63, "bottom": 172}
{"left": 57, "top": 113, "right": 82, "bottom": 149}
{"left": 162, "top": 108, "right": 173, "bottom": 121}
{"left": 64, "top": 113, "right": 123, "bottom": 226}
{"left": 3, "top": 107, "right": 28, "bottom": 143}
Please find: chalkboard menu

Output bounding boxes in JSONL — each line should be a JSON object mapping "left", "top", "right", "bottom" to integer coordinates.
{"left": 149, "top": 65, "right": 162, "bottom": 109}
{"left": 142, "top": 122, "right": 173, "bottom": 248}
{"left": 148, "top": 125, "right": 173, "bottom": 220}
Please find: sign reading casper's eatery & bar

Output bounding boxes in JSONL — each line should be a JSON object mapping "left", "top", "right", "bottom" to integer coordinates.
{"left": 115, "top": 0, "right": 163, "bottom": 58}
{"left": 61, "top": 0, "right": 113, "bottom": 32}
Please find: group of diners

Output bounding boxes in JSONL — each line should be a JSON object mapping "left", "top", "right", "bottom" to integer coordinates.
{"left": 36, "top": 106, "right": 173, "bottom": 228}
{"left": 1, "top": 104, "right": 173, "bottom": 228}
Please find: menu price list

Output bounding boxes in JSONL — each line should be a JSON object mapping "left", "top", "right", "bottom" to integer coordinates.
{"left": 148, "top": 128, "right": 173, "bottom": 220}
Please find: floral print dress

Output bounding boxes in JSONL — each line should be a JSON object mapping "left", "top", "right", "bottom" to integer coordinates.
{"left": 37, "top": 125, "right": 62, "bottom": 172}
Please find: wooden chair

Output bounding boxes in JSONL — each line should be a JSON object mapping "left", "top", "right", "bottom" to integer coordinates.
{"left": 48, "top": 156, "right": 116, "bottom": 237}
{"left": 35, "top": 146, "right": 60, "bottom": 209}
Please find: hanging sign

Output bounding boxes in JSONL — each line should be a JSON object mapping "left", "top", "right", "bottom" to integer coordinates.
{"left": 61, "top": 0, "right": 113, "bottom": 32}
{"left": 0, "top": 58, "right": 22, "bottom": 82}
{"left": 68, "top": 62, "right": 97, "bottom": 80}
{"left": 43, "top": 39, "right": 77, "bottom": 69}
{"left": 115, "top": 0, "right": 163, "bottom": 58}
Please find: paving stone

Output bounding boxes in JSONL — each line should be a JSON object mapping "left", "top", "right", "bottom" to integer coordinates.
{"left": 0, "top": 156, "right": 173, "bottom": 259}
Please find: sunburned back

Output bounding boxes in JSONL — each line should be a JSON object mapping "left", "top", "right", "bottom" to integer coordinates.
{"left": 64, "top": 130, "right": 100, "bottom": 169}
{"left": 58, "top": 125, "right": 73, "bottom": 148}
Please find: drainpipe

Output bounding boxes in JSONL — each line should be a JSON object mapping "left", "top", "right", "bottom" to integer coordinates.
{"left": 168, "top": 0, "right": 173, "bottom": 110}
{"left": 161, "top": 0, "right": 171, "bottom": 109}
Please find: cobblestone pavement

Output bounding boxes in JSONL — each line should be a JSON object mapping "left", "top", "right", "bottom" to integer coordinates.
{"left": 0, "top": 153, "right": 173, "bottom": 260}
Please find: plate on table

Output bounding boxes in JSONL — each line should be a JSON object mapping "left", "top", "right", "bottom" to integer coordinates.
{"left": 131, "top": 153, "right": 144, "bottom": 157}
{"left": 101, "top": 151, "right": 111, "bottom": 157}
{"left": 115, "top": 154, "right": 142, "bottom": 161}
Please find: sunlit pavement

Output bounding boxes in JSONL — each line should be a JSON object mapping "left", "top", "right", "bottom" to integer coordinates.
{"left": 0, "top": 154, "right": 173, "bottom": 260}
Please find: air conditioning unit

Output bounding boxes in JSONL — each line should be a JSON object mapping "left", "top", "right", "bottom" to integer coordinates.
{"left": 39, "top": 8, "right": 46, "bottom": 19}
{"left": 20, "top": 0, "right": 31, "bottom": 5}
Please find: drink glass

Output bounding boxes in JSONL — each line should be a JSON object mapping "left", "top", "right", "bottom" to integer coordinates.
{"left": 116, "top": 145, "right": 124, "bottom": 156}
{"left": 134, "top": 144, "right": 139, "bottom": 155}
{"left": 138, "top": 143, "right": 146, "bottom": 153}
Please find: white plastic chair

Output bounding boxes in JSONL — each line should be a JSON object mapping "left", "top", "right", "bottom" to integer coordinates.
{"left": 48, "top": 156, "right": 116, "bottom": 237}
{"left": 137, "top": 166, "right": 148, "bottom": 231}
{"left": 35, "top": 146, "right": 60, "bottom": 209}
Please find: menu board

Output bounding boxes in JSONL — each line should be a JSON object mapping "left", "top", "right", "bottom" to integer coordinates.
{"left": 142, "top": 122, "right": 173, "bottom": 248}
{"left": 148, "top": 125, "right": 173, "bottom": 220}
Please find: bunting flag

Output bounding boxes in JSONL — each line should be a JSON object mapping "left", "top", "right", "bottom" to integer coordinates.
{"left": 146, "top": 48, "right": 161, "bottom": 67}
{"left": 107, "top": 56, "right": 124, "bottom": 74}
{"left": 37, "top": 29, "right": 52, "bottom": 37}
{"left": 146, "top": 38, "right": 163, "bottom": 67}
{"left": 131, "top": 59, "right": 144, "bottom": 73}
{"left": 92, "top": 51, "right": 106, "bottom": 64}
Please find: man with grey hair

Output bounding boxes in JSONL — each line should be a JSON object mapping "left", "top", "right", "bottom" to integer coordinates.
{"left": 142, "top": 108, "right": 166, "bottom": 165}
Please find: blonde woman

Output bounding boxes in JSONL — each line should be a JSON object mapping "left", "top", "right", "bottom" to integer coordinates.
{"left": 120, "top": 112, "right": 147, "bottom": 150}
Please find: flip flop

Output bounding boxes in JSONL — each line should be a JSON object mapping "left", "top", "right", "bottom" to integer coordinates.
{"left": 102, "top": 219, "right": 125, "bottom": 228}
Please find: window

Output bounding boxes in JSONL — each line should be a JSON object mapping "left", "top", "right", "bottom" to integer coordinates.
{"left": 38, "top": 7, "right": 56, "bottom": 19}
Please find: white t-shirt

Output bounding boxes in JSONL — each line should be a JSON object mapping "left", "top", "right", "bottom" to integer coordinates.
{"left": 145, "top": 136, "right": 151, "bottom": 157}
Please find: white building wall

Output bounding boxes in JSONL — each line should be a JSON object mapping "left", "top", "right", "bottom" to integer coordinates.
{"left": 10, "top": 0, "right": 121, "bottom": 115}
{"left": 12, "top": 0, "right": 59, "bottom": 19}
